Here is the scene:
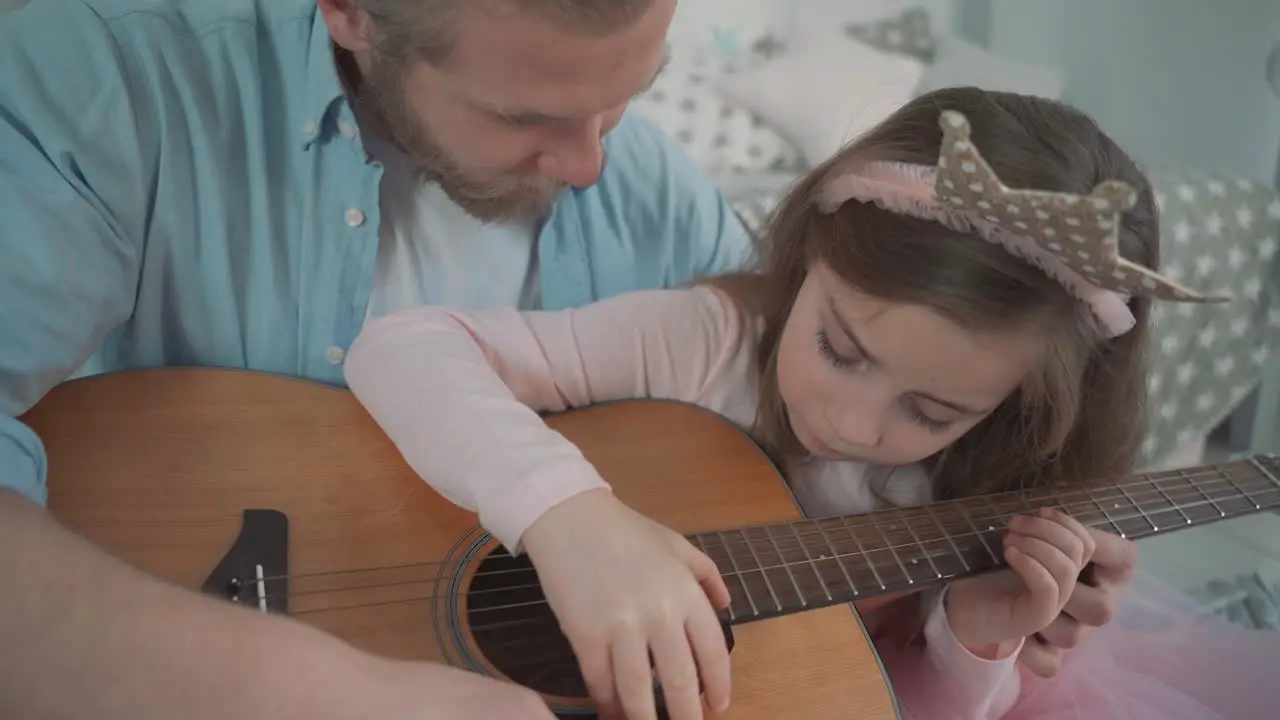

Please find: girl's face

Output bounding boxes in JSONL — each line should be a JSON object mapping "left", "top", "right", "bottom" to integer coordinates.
{"left": 776, "top": 262, "right": 1046, "bottom": 466}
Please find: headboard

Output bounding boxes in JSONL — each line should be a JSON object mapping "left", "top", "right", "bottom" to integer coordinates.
{"left": 1269, "top": 42, "right": 1280, "bottom": 188}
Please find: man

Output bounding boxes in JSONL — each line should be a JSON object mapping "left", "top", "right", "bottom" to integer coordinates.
{"left": 0, "top": 0, "right": 747, "bottom": 717}
{"left": 0, "top": 0, "right": 1132, "bottom": 718}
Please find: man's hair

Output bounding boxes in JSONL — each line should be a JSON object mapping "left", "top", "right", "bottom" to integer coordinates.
{"left": 361, "top": 0, "right": 657, "bottom": 65}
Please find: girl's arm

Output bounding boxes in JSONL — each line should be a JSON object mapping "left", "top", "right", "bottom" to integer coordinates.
{"left": 343, "top": 286, "right": 746, "bottom": 552}
{"left": 801, "top": 460, "right": 1024, "bottom": 718}
{"left": 878, "top": 592, "right": 1025, "bottom": 719}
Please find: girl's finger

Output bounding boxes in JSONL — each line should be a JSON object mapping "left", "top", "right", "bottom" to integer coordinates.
{"left": 575, "top": 636, "right": 621, "bottom": 719}
{"left": 1009, "top": 534, "right": 1076, "bottom": 600}
{"left": 1037, "top": 612, "right": 1087, "bottom": 650}
{"left": 612, "top": 632, "right": 659, "bottom": 720}
{"left": 1005, "top": 541, "right": 1058, "bottom": 603}
{"left": 686, "top": 604, "right": 732, "bottom": 713}
{"left": 1009, "top": 512, "right": 1086, "bottom": 567}
{"left": 1038, "top": 508, "right": 1096, "bottom": 564}
{"left": 650, "top": 622, "right": 703, "bottom": 720}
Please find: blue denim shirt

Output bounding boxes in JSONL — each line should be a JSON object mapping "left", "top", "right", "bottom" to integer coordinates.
{"left": 0, "top": 0, "right": 750, "bottom": 505}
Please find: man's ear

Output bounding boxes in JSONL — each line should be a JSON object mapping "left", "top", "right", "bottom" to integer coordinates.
{"left": 317, "top": 0, "right": 375, "bottom": 53}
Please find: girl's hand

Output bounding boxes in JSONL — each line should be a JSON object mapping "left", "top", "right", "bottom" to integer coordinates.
{"left": 1017, "top": 528, "right": 1137, "bottom": 677}
{"left": 519, "top": 489, "right": 733, "bottom": 720}
{"left": 945, "top": 508, "right": 1097, "bottom": 654}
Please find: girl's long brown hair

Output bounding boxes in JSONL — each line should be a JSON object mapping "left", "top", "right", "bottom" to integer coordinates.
{"left": 708, "top": 87, "right": 1156, "bottom": 500}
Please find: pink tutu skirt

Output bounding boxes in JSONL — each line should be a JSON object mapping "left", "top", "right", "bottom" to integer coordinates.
{"left": 1006, "top": 571, "right": 1280, "bottom": 718}
{"left": 884, "top": 570, "right": 1280, "bottom": 718}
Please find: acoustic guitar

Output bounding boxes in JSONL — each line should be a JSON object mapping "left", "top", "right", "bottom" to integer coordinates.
{"left": 20, "top": 368, "right": 1280, "bottom": 720}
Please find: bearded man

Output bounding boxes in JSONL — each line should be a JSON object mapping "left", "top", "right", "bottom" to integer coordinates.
{"left": 0, "top": 0, "right": 747, "bottom": 718}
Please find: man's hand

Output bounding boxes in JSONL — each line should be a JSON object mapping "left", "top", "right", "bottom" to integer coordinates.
{"left": 1017, "top": 527, "right": 1137, "bottom": 677}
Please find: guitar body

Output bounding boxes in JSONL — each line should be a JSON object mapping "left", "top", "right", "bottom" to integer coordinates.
{"left": 20, "top": 368, "right": 899, "bottom": 719}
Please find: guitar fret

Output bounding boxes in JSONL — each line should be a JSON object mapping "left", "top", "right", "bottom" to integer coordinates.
{"left": 1118, "top": 482, "right": 1158, "bottom": 534}
{"left": 957, "top": 503, "right": 1001, "bottom": 564}
{"left": 1087, "top": 494, "right": 1124, "bottom": 537}
{"left": 694, "top": 534, "right": 738, "bottom": 622}
{"left": 759, "top": 526, "right": 805, "bottom": 608}
{"left": 787, "top": 523, "right": 831, "bottom": 603}
{"left": 715, "top": 531, "right": 758, "bottom": 618}
{"left": 813, "top": 521, "right": 859, "bottom": 598}
{"left": 925, "top": 503, "right": 971, "bottom": 573}
{"left": 1226, "top": 468, "right": 1263, "bottom": 509}
{"left": 740, "top": 529, "right": 783, "bottom": 613}
{"left": 1182, "top": 469, "right": 1227, "bottom": 520}
{"left": 1249, "top": 457, "right": 1280, "bottom": 493}
{"left": 894, "top": 507, "right": 943, "bottom": 580}
{"left": 841, "top": 515, "right": 886, "bottom": 591}
{"left": 1152, "top": 479, "right": 1191, "bottom": 526}
{"left": 868, "top": 512, "right": 914, "bottom": 587}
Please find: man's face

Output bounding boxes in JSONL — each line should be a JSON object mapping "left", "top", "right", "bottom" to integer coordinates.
{"left": 348, "top": 1, "right": 674, "bottom": 222}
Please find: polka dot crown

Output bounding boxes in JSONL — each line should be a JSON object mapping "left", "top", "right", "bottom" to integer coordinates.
{"left": 816, "top": 110, "right": 1231, "bottom": 338}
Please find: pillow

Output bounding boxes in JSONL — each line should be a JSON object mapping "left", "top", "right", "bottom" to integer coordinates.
{"left": 921, "top": 34, "right": 1067, "bottom": 100}
{"left": 667, "top": 0, "right": 785, "bottom": 56}
{"left": 718, "top": 30, "right": 925, "bottom": 166}
{"left": 629, "top": 52, "right": 800, "bottom": 175}
{"left": 845, "top": 6, "right": 936, "bottom": 63}
{"left": 750, "top": 6, "right": 937, "bottom": 63}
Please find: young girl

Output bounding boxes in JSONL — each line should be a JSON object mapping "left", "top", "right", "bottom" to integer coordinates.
{"left": 344, "top": 88, "right": 1280, "bottom": 719}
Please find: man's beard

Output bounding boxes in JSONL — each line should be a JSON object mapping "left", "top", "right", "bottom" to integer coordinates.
{"left": 357, "top": 55, "right": 568, "bottom": 224}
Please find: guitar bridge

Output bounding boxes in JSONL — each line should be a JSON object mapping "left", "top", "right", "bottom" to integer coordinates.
{"left": 200, "top": 509, "right": 290, "bottom": 614}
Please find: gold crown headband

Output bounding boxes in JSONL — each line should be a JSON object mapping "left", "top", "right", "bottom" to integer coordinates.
{"left": 816, "top": 110, "right": 1230, "bottom": 338}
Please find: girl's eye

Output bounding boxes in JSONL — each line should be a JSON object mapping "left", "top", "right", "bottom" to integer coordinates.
{"left": 904, "top": 398, "right": 952, "bottom": 433}
{"left": 816, "top": 330, "right": 862, "bottom": 369}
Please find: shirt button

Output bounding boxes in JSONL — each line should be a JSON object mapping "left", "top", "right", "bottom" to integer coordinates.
{"left": 325, "top": 345, "right": 346, "bottom": 364}
{"left": 345, "top": 208, "right": 366, "bottom": 227}
{"left": 301, "top": 120, "right": 317, "bottom": 136}
{"left": 339, "top": 121, "right": 357, "bottom": 139}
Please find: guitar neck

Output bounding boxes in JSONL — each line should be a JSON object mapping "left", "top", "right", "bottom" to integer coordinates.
{"left": 691, "top": 455, "right": 1280, "bottom": 625}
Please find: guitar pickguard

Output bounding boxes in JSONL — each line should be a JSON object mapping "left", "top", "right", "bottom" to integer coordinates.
{"left": 200, "top": 509, "right": 290, "bottom": 614}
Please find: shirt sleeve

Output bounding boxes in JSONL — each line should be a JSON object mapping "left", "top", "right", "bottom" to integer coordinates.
{"left": 874, "top": 589, "right": 1025, "bottom": 719}
{"left": 343, "top": 286, "right": 746, "bottom": 551}
{"left": 616, "top": 110, "right": 755, "bottom": 278}
{"left": 0, "top": 0, "right": 151, "bottom": 504}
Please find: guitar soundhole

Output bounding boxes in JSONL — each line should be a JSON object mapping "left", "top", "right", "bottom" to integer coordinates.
{"left": 466, "top": 548, "right": 587, "bottom": 699}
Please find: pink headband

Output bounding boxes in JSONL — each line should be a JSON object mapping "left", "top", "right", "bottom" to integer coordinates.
{"left": 815, "top": 110, "right": 1230, "bottom": 338}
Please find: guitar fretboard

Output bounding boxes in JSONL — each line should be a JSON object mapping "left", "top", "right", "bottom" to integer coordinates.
{"left": 689, "top": 456, "right": 1280, "bottom": 625}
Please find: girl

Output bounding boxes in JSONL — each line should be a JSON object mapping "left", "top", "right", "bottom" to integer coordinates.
{"left": 344, "top": 88, "right": 1280, "bottom": 719}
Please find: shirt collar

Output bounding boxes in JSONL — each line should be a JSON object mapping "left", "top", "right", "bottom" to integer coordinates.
{"left": 301, "top": 5, "right": 347, "bottom": 149}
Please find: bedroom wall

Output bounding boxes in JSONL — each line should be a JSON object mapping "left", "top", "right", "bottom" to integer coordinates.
{"left": 978, "top": 0, "right": 1280, "bottom": 182}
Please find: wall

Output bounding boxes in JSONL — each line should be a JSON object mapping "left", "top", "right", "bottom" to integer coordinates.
{"left": 978, "top": 0, "right": 1280, "bottom": 181}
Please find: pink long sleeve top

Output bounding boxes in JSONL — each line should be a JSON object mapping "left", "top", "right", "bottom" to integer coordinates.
{"left": 344, "top": 285, "right": 1025, "bottom": 718}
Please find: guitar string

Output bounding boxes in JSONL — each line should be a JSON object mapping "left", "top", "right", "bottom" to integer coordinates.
{"left": 249, "top": 482, "right": 1279, "bottom": 620}
{"left": 273, "top": 474, "right": 1274, "bottom": 603}
{"left": 289, "top": 485, "right": 1279, "bottom": 644}
{"left": 260, "top": 475, "right": 1278, "bottom": 609}
{"left": 244, "top": 465, "right": 1271, "bottom": 587}
{"left": 334, "top": 482, "right": 1280, "bottom": 650}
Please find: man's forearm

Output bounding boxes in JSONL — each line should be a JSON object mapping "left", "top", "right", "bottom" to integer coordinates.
{"left": 0, "top": 489, "right": 364, "bottom": 720}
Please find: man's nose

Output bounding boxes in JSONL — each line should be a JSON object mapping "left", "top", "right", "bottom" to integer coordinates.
{"left": 538, "top": 115, "right": 607, "bottom": 189}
